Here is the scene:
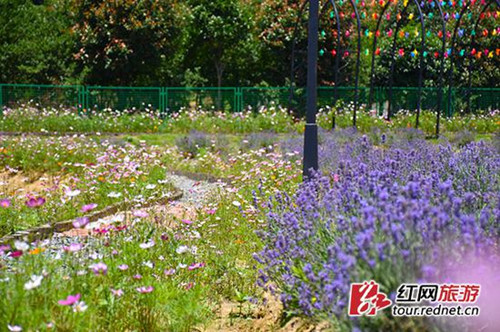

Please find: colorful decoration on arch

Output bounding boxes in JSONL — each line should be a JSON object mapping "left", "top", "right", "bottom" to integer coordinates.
{"left": 319, "top": 0, "right": 498, "bottom": 61}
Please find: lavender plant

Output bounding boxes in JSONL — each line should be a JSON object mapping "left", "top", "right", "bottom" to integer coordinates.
{"left": 255, "top": 135, "right": 500, "bottom": 331}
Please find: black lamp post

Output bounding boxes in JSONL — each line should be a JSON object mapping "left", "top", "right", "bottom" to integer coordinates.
{"left": 302, "top": 0, "right": 319, "bottom": 179}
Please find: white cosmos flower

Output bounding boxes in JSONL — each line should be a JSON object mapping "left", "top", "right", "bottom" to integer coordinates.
{"left": 176, "top": 245, "right": 190, "bottom": 254}
{"left": 142, "top": 261, "right": 154, "bottom": 268}
{"left": 145, "top": 184, "right": 156, "bottom": 190}
{"left": 7, "top": 325, "right": 22, "bottom": 332}
{"left": 72, "top": 301, "right": 88, "bottom": 313}
{"left": 65, "top": 188, "right": 81, "bottom": 197}
{"left": 177, "top": 263, "right": 187, "bottom": 269}
{"left": 232, "top": 201, "right": 241, "bottom": 207}
{"left": 139, "top": 241, "right": 155, "bottom": 249}
{"left": 14, "top": 241, "right": 29, "bottom": 251}
{"left": 107, "top": 192, "right": 122, "bottom": 198}
{"left": 24, "top": 275, "right": 43, "bottom": 290}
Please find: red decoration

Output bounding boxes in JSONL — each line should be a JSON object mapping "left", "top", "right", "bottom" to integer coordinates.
{"left": 434, "top": 52, "right": 439, "bottom": 58}
{"left": 331, "top": 49, "right": 337, "bottom": 57}
{"left": 471, "top": 48, "right": 477, "bottom": 55}
{"left": 375, "top": 48, "right": 381, "bottom": 56}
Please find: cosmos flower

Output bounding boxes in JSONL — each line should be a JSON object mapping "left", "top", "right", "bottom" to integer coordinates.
{"left": 24, "top": 275, "right": 43, "bottom": 290}
{"left": 81, "top": 203, "right": 98, "bottom": 213}
{"left": 14, "top": 241, "right": 29, "bottom": 251}
{"left": 107, "top": 192, "right": 122, "bottom": 198}
{"left": 25, "top": 197, "right": 45, "bottom": 208}
{"left": 118, "top": 264, "right": 129, "bottom": 271}
{"left": 136, "top": 286, "right": 154, "bottom": 294}
{"left": 63, "top": 243, "right": 83, "bottom": 253}
{"left": 164, "top": 268, "right": 176, "bottom": 276}
{"left": 111, "top": 289, "right": 124, "bottom": 297}
{"left": 89, "top": 262, "right": 108, "bottom": 275}
{"left": 72, "top": 301, "right": 88, "bottom": 313}
{"left": 64, "top": 188, "right": 81, "bottom": 198}
{"left": 58, "top": 294, "right": 81, "bottom": 306}
{"left": 7, "top": 325, "right": 22, "bottom": 332}
{"left": 0, "top": 199, "right": 11, "bottom": 208}
{"left": 139, "top": 240, "right": 155, "bottom": 249}
{"left": 73, "top": 217, "right": 89, "bottom": 228}
{"left": 188, "top": 262, "right": 206, "bottom": 271}
{"left": 133, "top": 210, "right": 149, "bottom": 218}
{"left": 176, "top": 245, "right": 190, "bottom": 254}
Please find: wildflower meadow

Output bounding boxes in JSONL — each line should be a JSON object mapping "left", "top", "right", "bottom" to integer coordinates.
{"left": 0, "top": 104, "right": 498, "bottom": 332}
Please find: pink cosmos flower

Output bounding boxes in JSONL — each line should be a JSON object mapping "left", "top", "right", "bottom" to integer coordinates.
{"left": 63, "top": 243, "right": 83, "bottom": 253}
{"left": 206, "top": 208, "right": 216, "bottom": 215}
{"left": 136, "top": 286, "right": 154, "bottom": 294}
{"left": 164, "top": 268, "right": 176, "bottom": 276}
{"left": 111, "top": 288, "right": 124, "bottom": 297}
{"left": 181, "top": 219, "right": 193, "bottom": 225}
{"left": 72, "top": 217, "right": 89, "bottom": 228}
{"left": 89, "top": 262, "right": 107, "bottom": 275}
{"left": 133, "top": 210, "right": 149, "bottom": 218}
{"left": 81, "top": 203, "right": 97, "bottom": 213}
{"left": 188, "top": 262, "right": 206, "bottom": 271}
{"left": 118, "top": 264, "right": 129, "bottom": 271}
{"left": 0, "top": 244, "right": 11, "bottom": 253}
{"left": 0, "top": 199, "right": 11, "bottom": 208}
{"left": 58, "top": 293, "right": 81, "bottom": 306}
{"left": 183, "top": 282, "right": 194, "bottom": 291}
{"left": 133, "top": 274, "right": 142, "bottom": 280}
{"left": 9, "top": 251, "right": 23, "bottom": 258}
{"left": 160, "top": 233, "right": 169, "bottom": 241}
{"left": 25, "top": 197, "right": 45, "bottom": 208}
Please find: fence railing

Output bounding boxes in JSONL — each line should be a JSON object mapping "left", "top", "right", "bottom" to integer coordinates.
{"left": 0, "top": 84, "right": 498, "bottom": 116}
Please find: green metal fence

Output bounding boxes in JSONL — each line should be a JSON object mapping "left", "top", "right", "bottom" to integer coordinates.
{"left": 0, "top": 84, "right": 498, "bottom": 115}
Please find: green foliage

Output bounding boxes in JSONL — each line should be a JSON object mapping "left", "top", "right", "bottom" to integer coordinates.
{"left": 0, "top": 0, "right": 74, "bottom": 84}
{"left": 71, "top": 0, "right": 185, "bottom": 86}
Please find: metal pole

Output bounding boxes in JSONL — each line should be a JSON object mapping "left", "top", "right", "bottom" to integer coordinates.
{"left": 414, "top": 0, "right": 425, "bottom": 129}
{"left": 435, "top": 0, "right": 446, "bottom": 137}
{"left": 328, "top": 0, "right": 341, "bottom": 129}
{"left": 368, "top": 1, "right": 391, "bottom": 107}
{"left": 349, "top": 0, "right": 361, "bottom": 128}
{"left": 289, "top": 1, "right": 309, "bottom": 113}
{"left": 388, "top": 4, "right": 409, "bottom": 121}
{"left": 447, "top": 4, "right": 470, "bottom": 117}
{"left": 303, "top": 0, "right": 319, "bottom": 179}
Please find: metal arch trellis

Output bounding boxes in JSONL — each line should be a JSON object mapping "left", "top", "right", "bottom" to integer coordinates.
{"left": 289, "top": 0, "right": 499, "bottom": 133}
{"left": 466, "top": 0, "right": 499, "bottom": 113}
{"left": 386, "top": 0, "right": 426, "bottom": 128}
{"left": 447, "top": 0, "right": 500, "bottom": 117}
{"left": 289, "top": 0, "right": 362, "bottom": 128}
{"left": 368, "top": 0, "right": 393, "bottom": 108}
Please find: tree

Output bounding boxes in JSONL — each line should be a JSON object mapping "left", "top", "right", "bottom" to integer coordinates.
{"left": 0, "top": 0, "right": 74, "bottom": 84}
{"left": 184, "top": 0, "right": 256, "bottom": 88}
{"left": 71, "top": 0, "right": 185, "bottom": 86}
